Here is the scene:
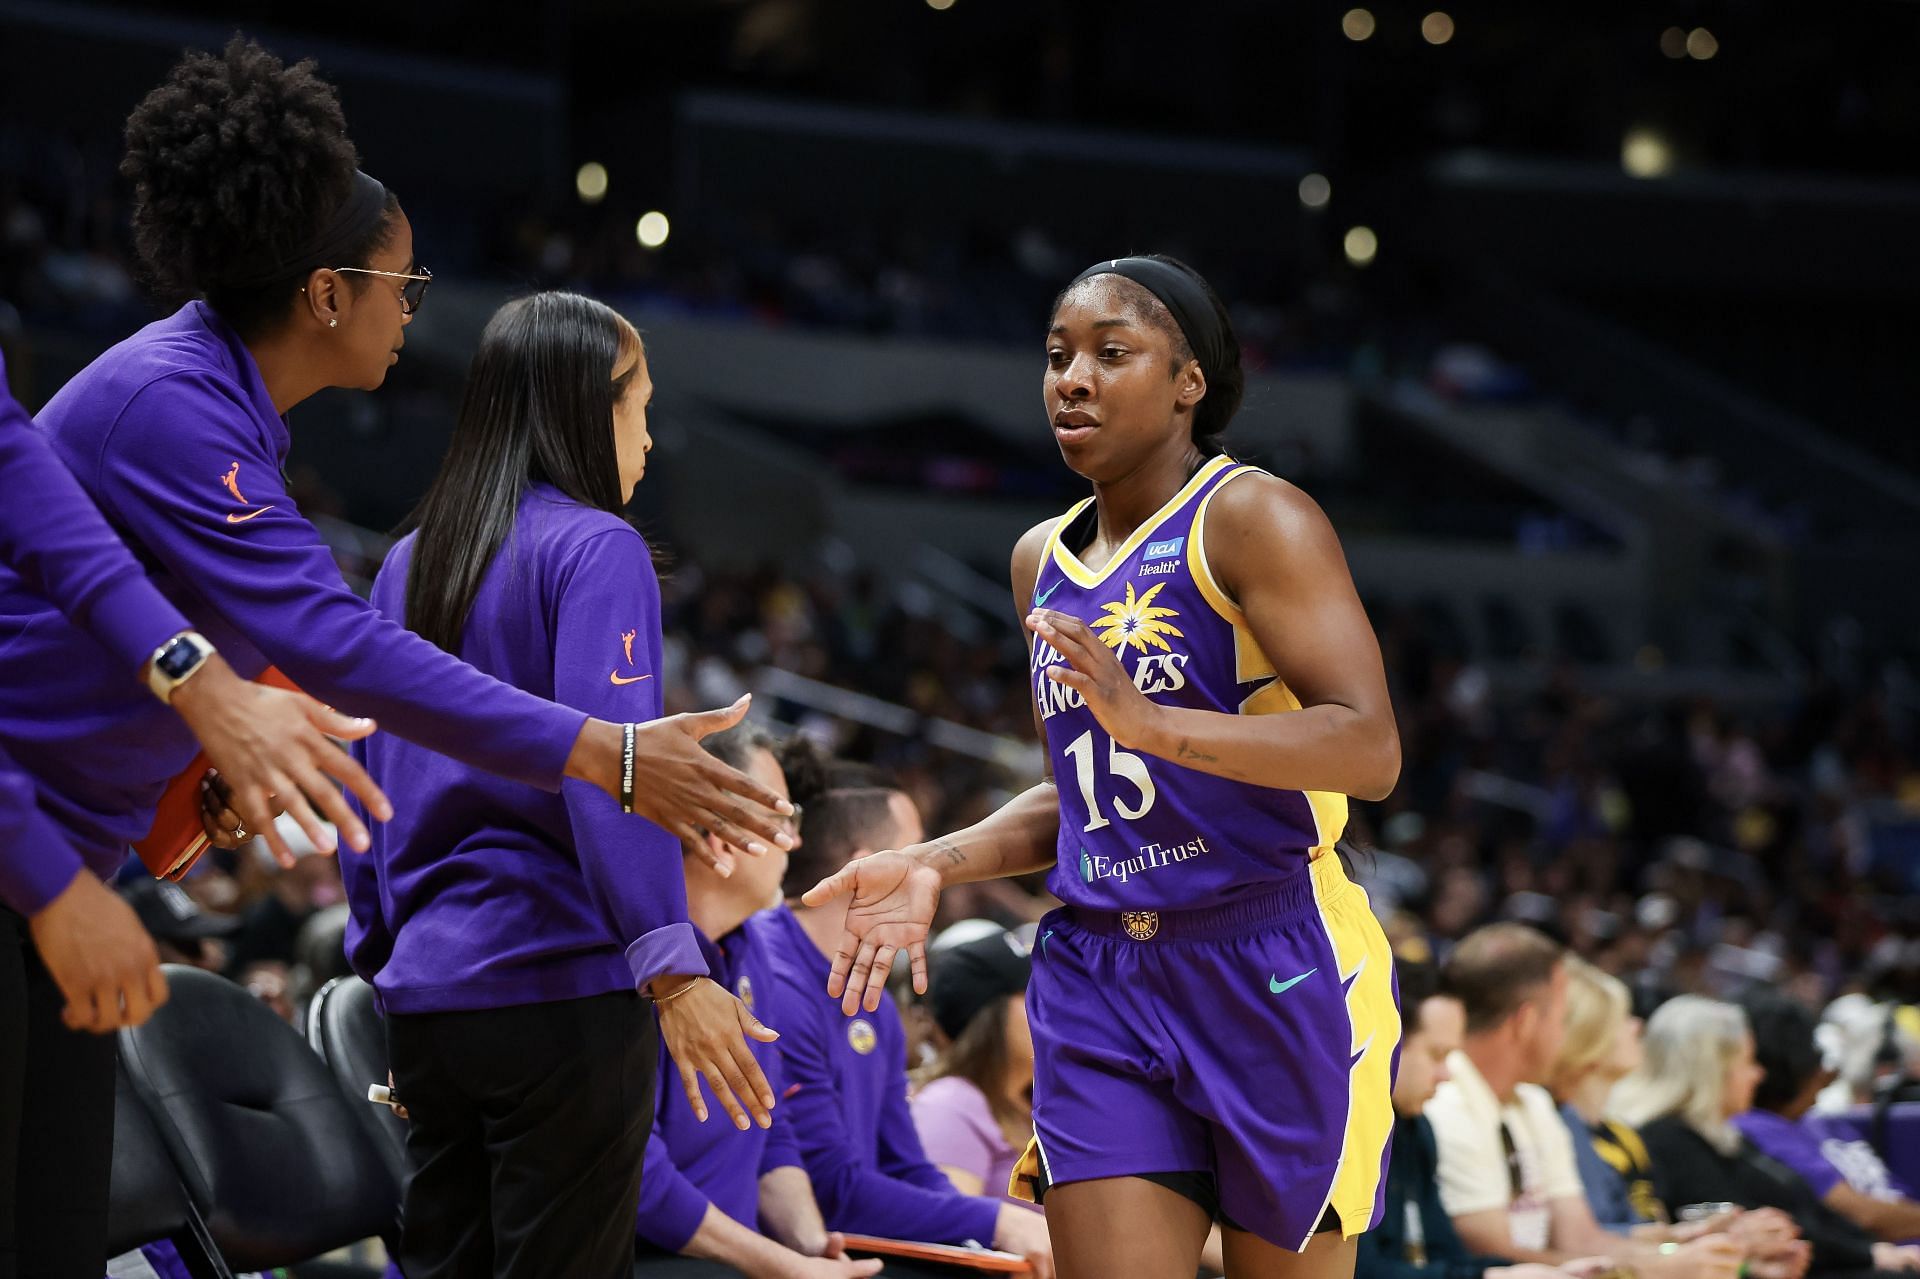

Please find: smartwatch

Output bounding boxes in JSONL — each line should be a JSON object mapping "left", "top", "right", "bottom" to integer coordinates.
{"left": 146, "top": 630, "right": 216, "bottom": 704}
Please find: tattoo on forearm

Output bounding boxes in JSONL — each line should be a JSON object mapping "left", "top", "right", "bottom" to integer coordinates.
{"left": 929, "top": 837, "right": 968, "bottom": 869}
{"left": 1175, "top": 738, "right": 1219, "bottom": 765}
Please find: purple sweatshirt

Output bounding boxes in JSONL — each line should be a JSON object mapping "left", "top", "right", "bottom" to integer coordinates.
{"left": 0, "top": 352, "right": 192, "bottom": 913}
{"left": 747, "top": 904, "right": 1003, "bottom": 1247}
{"left": 0, "top": 303, "right": 586, "bottom": 914}
{"left": 637, "top": 920, "right": 800, "bottom": 1253}
{"left": 343, "top": 487, "right": 704, "bottom": 1011}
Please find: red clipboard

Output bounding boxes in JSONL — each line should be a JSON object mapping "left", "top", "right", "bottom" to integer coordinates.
{"left": 132, "top": 666, "right": 300, "bottom": 881}
{"left": 838, "top": 1234, "right": 1032, "bottom": 1274}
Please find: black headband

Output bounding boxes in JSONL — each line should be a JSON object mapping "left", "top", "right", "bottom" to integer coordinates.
{"left": 1068, "top": 256, "right": 1227, "bottom": 378}
{"left": 220, "top": 170, "right": 393, "bottom": 289}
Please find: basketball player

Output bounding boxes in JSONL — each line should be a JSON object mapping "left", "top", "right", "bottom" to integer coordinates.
{"left": 806, "top": 256, "right": 1403, "bottom": 1278}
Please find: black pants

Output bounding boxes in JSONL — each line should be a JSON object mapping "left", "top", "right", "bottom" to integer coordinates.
{"left": 0, "top": 904, "right": 118, "bottom": 1279}
{"left": 389, "top": 990, "right": 656, "bottom": 1279}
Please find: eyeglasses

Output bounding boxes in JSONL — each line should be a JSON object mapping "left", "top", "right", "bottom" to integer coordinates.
{"left": 329, "top": 264, "right": 433, "bottom": 315}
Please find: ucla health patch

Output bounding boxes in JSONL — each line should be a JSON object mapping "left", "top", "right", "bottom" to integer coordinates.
{"left": 1142, "top": 537, "right": 1184, "bottom": 562}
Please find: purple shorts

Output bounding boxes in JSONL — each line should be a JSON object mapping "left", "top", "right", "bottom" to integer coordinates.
{"left": 1013, "top": 855, "right": 1400, "bottom": 1252}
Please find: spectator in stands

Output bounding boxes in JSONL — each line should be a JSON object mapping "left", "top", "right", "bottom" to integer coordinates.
{"left": 1359, "top": 957, "right": 1597, "bottom": 1279}
{"left": 1817, "top": 996, "right": 1920, "bottom": 1115}
{"left": 120, "top": 878, "right": 238, "bottom": 973}
{"left": 909, "top": 927, "right": 1038, "bottom": 1206}
{"left": 1736, "top": 991, "right": 1920, "bottom": 1243}
{"left": 1426, "top": 924, "right": 1740, "bottom": 1278}
{"left": 747, "top": 750, "right": 1054, "bottom": 1276}
{"left": 1546, "top": 958, "right": 1809, "bottom": 1273}
{"left": 1616, "top": 997, "right": 1920, "bottom": 1275}
{"left": 635, "top": 723, "right": 880, "bottom": 1278}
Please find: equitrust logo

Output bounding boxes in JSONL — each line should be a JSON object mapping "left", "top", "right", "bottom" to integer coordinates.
{"left": 1079, "top": 836, "right": 1212, "bottom": 885}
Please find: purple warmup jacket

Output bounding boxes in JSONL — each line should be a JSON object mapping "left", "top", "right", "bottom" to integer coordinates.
{"left": 0, "top": 350, "right": 191, "bottom": 914}
{"left": 748, "top": 903, "right": 1003, "bottom": 1247}
{"left": 343, "top": 487, "right": 704, "bottom": 1010}
{"left": 0, "top": 304, "right": 585, "bottom": 916}
{"left": 636, "top": 921, "right": 799, "bottom": 1252}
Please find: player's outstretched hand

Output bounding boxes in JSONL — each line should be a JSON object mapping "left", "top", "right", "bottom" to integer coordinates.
{"left": 656, "top": 975, "right": 780, "bottom": 1131}
{"left": 169, "top": 654, "right": 392, "bottom": 866}
{"left": 1026, "top": 608, "right": 1159, "bottom": 751}
{"left": 803, "top": 848, "right": 943, "bottom": 1016}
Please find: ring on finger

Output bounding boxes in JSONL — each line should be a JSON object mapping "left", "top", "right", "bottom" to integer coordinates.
{"left": 232, "top": 824, "right": 249, "bottom": 841}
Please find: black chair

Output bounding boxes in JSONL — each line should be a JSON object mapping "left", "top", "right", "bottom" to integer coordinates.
{"left": 307, "top": 974, "right": 409, "bottom": 1189}
{"left": 108, "top": 1060, "right": 233, "bottom": 1279}
{"left": 117, "top": 965, "right": 400, "bottom": 1272}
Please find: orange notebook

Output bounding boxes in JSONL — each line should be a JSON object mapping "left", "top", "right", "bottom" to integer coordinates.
{"left": 837, "top": 1235, "right": 1031, "bottom": 1274}
{"left": 133, "top": 667, "right": 300, "bottom": 881}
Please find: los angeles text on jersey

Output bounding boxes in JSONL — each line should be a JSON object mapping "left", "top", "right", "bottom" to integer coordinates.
{"left": 1031, "top": 640, "right": 1192, "bottom": 721}
{"left": 1079, "top": 836, "right": 1213, "bottom": 884}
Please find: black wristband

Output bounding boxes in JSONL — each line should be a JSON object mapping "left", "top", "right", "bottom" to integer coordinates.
{"left": 621, "top": 722, "right": 636, "bottom": 814}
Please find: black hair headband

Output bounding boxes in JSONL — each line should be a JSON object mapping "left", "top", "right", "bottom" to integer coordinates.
{"left": 221, "top": 169, "right": 393, "bottom": 289}
{"left": 1069, "top": 256, "right": 1227, "bottom": 379}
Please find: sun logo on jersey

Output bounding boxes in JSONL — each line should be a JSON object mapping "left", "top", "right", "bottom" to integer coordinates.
{"left": 1091, "top": 581, "right": 1183, "bottom": 653}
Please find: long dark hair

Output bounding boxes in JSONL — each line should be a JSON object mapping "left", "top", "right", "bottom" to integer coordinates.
{"left": 404, "top": 291, "right": 640, "bottom": 652}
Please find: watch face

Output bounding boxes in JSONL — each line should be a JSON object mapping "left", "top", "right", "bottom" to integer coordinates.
{"left": 156, "top": 637, "right": 202, "bottom": 680}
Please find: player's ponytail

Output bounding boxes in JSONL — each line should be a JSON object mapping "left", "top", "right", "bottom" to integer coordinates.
{"left": 1165, "top": 259, "right": 1245, "bottom": 457}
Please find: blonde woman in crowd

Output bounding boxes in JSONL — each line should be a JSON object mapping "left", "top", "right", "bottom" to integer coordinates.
{"left": 1617, "top": 997, "right": 1920, "bottom": 1277}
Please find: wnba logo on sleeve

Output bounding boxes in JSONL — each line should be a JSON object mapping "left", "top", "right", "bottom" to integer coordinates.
{"left": 220, "top": 461, "right": 275, "bottom": 523}
{"left": 609, "top": 628, "right": 652, "bottom": 686}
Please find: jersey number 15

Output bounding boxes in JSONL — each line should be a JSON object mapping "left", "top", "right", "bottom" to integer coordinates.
{"left": 1062, "top": 728, "right": 1158, "bottom": 832}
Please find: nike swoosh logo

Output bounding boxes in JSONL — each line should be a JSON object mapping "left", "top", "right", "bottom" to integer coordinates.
{"left": 609, "top": 671, "right": 653, "bottom": 685}
{"left": 1034, "top": 580, "right": 1062, "bottom": 608}
{"left": 225, "top": 506, "right": 275, "bottom": 523}
{"left": 1270, "top": 968, "right": 1318, "bottom": 995}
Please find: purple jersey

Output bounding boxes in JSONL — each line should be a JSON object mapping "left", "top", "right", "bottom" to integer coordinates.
{"left": 1031, "top": 455, "right": 1347, "bottom": 911}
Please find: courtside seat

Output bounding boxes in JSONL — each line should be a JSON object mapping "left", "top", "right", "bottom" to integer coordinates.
{"left": 118, "top": 964, "right": 399, "bottom": 1271}
{"left": 108, "top": 1058, "right": 232, "bottom": 1277}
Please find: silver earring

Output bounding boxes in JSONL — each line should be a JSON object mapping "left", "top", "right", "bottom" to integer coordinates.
{"left": 328, "top": 318, "right": 338, "bottom": 329}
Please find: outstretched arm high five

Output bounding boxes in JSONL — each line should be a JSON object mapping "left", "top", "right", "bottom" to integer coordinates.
{"left": 802, "top": 520, "right": 1064, "bottom": 1015}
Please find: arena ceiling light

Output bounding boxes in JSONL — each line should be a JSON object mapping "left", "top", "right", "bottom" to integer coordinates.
{"left": 1342, "top": 8, "right": 1376, "bottom": 41}
{"left": 575, "top": 162, "right": 609, "bottom": 205}
{"left": 1621, "top": 126, "right": 1674, "bottom": 178}
{"left": 636, "top": 211, "right": 671, "bottom": 249}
